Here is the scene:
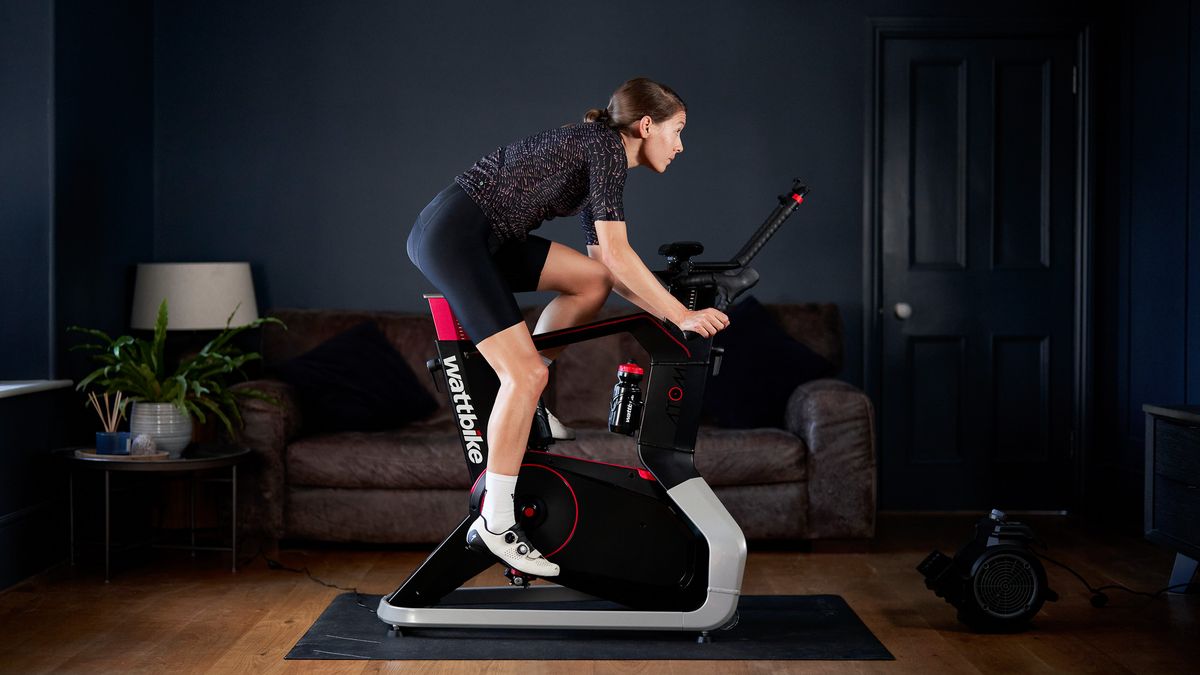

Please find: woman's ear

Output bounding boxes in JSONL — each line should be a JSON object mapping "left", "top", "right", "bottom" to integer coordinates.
{"left": 637, "top": 115, "right": 654, "bottom": 138}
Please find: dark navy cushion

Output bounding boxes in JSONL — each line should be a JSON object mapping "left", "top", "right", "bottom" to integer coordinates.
{"left": 269, "top": 321, "right": 438, "bottom": 433}
{"left": 702, "top": 296, "right": 836, "bottom": 429}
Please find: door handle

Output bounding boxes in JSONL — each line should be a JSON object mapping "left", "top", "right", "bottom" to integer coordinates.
{"left": 894, "top": 302, "right": 913, "bottom": 320}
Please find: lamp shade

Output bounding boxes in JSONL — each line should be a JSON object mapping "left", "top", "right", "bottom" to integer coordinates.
{"left": 131, "top": 262, "right": 259, "bottom": 330}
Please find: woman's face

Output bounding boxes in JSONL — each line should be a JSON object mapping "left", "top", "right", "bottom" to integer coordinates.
{"left": 639, "top": 110, "right": 686, "bottom": 173}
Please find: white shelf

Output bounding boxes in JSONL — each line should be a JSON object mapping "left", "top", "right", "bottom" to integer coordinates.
{"left": 0, "top": 380, "right": 74, "bottom": 399}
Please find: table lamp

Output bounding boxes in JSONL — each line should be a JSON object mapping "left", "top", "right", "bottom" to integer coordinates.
{"left": 131, "top": 262, "right": 259, "bottom": 330}
{"left": 129, "top": 262, "right": 262, "bottom": 444}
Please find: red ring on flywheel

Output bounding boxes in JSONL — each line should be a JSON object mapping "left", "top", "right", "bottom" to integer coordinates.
{"left": 519, "top": 463, "right": 578, "bottom": 558}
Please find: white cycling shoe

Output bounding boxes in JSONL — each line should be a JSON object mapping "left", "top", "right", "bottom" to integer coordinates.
{"left": 535, "top": 398, "right": 576, "bottom": 441}
{"left": 466, "top": 515, "right": 561, "bottom": 577}
{"left": 546, "top": 406, "right": 576, "bottom": 441}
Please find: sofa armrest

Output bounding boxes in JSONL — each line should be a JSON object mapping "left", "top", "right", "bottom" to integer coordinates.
{"left": 785, "top": 378, "right": 877, "bottom": 538}
{"left": 230, "top": 378, "right": 302, "bottom": 539}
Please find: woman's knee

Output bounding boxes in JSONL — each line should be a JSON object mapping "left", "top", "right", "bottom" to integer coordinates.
{"left": 537, "top": 243, "right": 614, "bottom": 301}
{"left": 582, "top": 262, "right": 613, "bottom": 304}
{"left": 595, "top": 264, "right": 615, "bottom": 294}
{"left": 498, "top": 358, "right": 549, "bottom": 394}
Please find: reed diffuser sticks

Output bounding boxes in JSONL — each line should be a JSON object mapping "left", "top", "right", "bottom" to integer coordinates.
{"left": 87, "top": 391, "right": 125, "bottom": 433}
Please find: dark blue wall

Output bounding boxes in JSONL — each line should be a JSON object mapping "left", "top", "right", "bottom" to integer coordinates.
{"left": 0, "top": 0, "right": 59, "bottom": 592}
{"left": 150, "top": 0, "right": 1095, "bottom": 391}
{"left": 0, "top": 0, "right": 54, "bottom": 380}
{"left": 0, "top": 0, "right": 153, "bottom": 591}
{"left": 151, "top": 0, "right": 875, "bottom": 383}
{"left": 54, "top": 0, "right": 156, "bottom": 387}
{"left": 1091, "top": 0, "right": 1200, "bottom": 529}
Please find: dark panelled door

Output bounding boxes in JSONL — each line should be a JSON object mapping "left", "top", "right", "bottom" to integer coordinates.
{"left": 878, "top": 35, "right": 1079, "bottom": 509}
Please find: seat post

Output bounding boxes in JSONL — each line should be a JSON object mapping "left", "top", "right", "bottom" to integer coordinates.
{"left": 424, "top": 293, "right": 471, "bottom": 342}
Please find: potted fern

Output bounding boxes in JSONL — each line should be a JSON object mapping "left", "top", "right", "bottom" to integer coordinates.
{"left": 68, "top": 299, "right": 286, "bottom": 457}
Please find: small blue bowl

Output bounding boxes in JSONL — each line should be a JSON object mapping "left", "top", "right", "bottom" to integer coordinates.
{"left": 96, "top": 431, "right": 131, "bottom": 455}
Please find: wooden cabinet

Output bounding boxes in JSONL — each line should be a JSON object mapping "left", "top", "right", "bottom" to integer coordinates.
{"left": 1143, "top": 404, "right": 1200, "bottom": 594}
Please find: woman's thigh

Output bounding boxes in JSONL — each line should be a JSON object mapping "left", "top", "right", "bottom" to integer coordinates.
{"left": 408, "top": 188, "right": 526, "bottom": 343}
{"left": 533, "top": 241, "right": 613, "bottom": 295}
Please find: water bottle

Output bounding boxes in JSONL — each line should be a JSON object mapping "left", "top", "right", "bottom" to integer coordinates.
{"left": 608, "top": 361, "right": 644, "bottom": 435}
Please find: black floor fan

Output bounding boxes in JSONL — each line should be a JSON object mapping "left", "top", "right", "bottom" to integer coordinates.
{"left": 917, "top": 509, "right": 1059, "bottom": 632}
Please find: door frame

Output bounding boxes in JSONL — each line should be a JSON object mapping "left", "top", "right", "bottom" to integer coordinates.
{"left": 862, "top": 18, "right": 1095, "bottom": 512}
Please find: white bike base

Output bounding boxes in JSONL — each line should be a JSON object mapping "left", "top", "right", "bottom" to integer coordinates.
{"left": 377, "top": 583, "right": 740, "bottom": 632}
{"left": 378, "top": 478, "right": 746, "bottom": 633}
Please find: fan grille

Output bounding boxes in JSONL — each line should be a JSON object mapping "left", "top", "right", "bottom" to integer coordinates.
{"left": 972, "top": 552, "right": 1039, "bottom": 618}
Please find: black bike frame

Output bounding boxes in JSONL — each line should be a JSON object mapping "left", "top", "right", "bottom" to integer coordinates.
{"left": 427, "top": 295, "right": 718, "bottom": 491}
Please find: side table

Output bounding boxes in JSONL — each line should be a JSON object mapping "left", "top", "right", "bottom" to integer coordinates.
{"left": 1143, "top": 404, "right": 1200, "bottom": 595}
{"left": 55, "top": 443, "right": 251, "bottom": 582}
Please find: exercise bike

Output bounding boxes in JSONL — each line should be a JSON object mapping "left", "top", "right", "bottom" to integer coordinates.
{"left": 377, "top": 179, "right": 810, "bottom": 640}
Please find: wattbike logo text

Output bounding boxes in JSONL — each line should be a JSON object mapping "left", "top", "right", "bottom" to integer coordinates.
{"left": 443, "top": 356, "right": 485, "bottom": 464}
{"left": 664, "top": 365, "right": 686, "bottom": 428}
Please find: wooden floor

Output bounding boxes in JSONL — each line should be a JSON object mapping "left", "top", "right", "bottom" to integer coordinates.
{"left": 0, "top": 513, "right": 1196, "bottom": 674}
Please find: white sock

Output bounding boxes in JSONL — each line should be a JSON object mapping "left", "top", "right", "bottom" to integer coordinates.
{"left": 482, "top": 471, "right": 518, "bottom": 531}
{"left": 540, "top": 355, "right": 554, "bottom": 367}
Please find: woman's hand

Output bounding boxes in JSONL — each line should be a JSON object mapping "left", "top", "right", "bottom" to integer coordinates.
{"left": 676, "top": 308, "right": 730, "bottom": 338}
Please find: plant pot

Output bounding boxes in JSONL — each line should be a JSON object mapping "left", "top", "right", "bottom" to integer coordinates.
{"left": 95, "top": 431, "right": 131, "bottom": 455}
{"left": 130, "top": 401, "right": 192, "bottom": 458}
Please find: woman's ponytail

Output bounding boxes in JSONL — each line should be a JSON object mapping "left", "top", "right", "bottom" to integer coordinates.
{"left": 583, "top": 107, "right": 613, "bottom": 125}
{"left": 581, "top": 78, "right": 686, "bottom": 135}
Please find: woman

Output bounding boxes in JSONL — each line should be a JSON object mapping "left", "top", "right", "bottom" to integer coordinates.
{"left": 406, "top": 77, "right": 730, "bottom": 577}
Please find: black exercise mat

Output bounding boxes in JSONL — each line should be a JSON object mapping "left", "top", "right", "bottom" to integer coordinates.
{"left": 286, "top": 593, "right": 894, "bottom": 661}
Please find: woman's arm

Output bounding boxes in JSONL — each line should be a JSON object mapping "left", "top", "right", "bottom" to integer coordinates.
{"left": 588, "top": 220, "right": 688, "bottom": 324}
{"left": 586, "top": 243, "right": 674, "bottom": 319}
{"left": 589, "top": 221, "right": 731, "bottom": 337}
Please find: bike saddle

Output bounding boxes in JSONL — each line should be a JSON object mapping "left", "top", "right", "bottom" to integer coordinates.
{"left": 658, "top": 241, "right": 704, "bottom": 260}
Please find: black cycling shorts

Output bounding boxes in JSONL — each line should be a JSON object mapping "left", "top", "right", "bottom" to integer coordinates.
{"left": 406, "top": 182, "right": 552, "bottom": 343}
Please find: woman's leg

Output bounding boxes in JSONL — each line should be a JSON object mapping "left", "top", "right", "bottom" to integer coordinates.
{"left": 407, "top": 185, "right": 560, "bottom": 575}
{"left": 531, "top": 241, "right": 614, "bottom": 361}
{"left": 473, "top": 323, "right": 548, "bottom": 476}
{"left": 469, "top": 322, "right": 561, "bottom": 576}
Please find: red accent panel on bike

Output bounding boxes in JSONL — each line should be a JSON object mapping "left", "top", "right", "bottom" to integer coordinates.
{"left": 791, "top": 193, "right": 804, "bottom": 204}
{"left": 427, "top": 296, "right": 470, "bottom": 341}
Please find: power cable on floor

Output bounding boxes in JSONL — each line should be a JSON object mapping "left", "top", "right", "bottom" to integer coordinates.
{"left": 1032, "top": 548, "right": 1196, "bottom": 607}
{"left": 240, "top": 542, "right": 376, "bottom": 613}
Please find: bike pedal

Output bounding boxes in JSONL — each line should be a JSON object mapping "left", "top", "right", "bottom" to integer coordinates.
{"left": 505, "top": 567, "right": 537, "bottom": 588}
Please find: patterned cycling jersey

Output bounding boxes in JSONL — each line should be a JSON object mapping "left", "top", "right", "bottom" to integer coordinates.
{"left": 454, "top": 121, "right": 627, "bottom": 246}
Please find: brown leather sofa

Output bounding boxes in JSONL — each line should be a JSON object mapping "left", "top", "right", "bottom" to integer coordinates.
{"left": 231, "top": 303, "right": 876, "bottom": 544}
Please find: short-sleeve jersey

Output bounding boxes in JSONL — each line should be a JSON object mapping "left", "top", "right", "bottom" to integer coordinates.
{"left": 454, "top": 122, "right": 627, "bottom": 246}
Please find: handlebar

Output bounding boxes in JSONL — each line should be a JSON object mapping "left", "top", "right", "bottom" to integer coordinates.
{"left": 732, "top": 178, "right": 809, "bottom": 267}
{"left": 671, "top": 179, "right": 809, "bottom": 341}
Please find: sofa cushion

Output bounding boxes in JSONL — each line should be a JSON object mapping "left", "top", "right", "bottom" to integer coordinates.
{"left": 268, "top": 320, "right": 437, "bottom": 432}
{"left": 702, "top": 296, "right": 836, "bottom": 429}
{"left": 289, "top": 420, "right": 806, "bottom": 490}
{"left": 287, "top": 418, "right": 470, "bottom": 489}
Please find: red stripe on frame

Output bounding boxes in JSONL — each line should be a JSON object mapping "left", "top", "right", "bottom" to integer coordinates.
{"left": 536, "top": 314, "right": 690, "bottom": 358}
